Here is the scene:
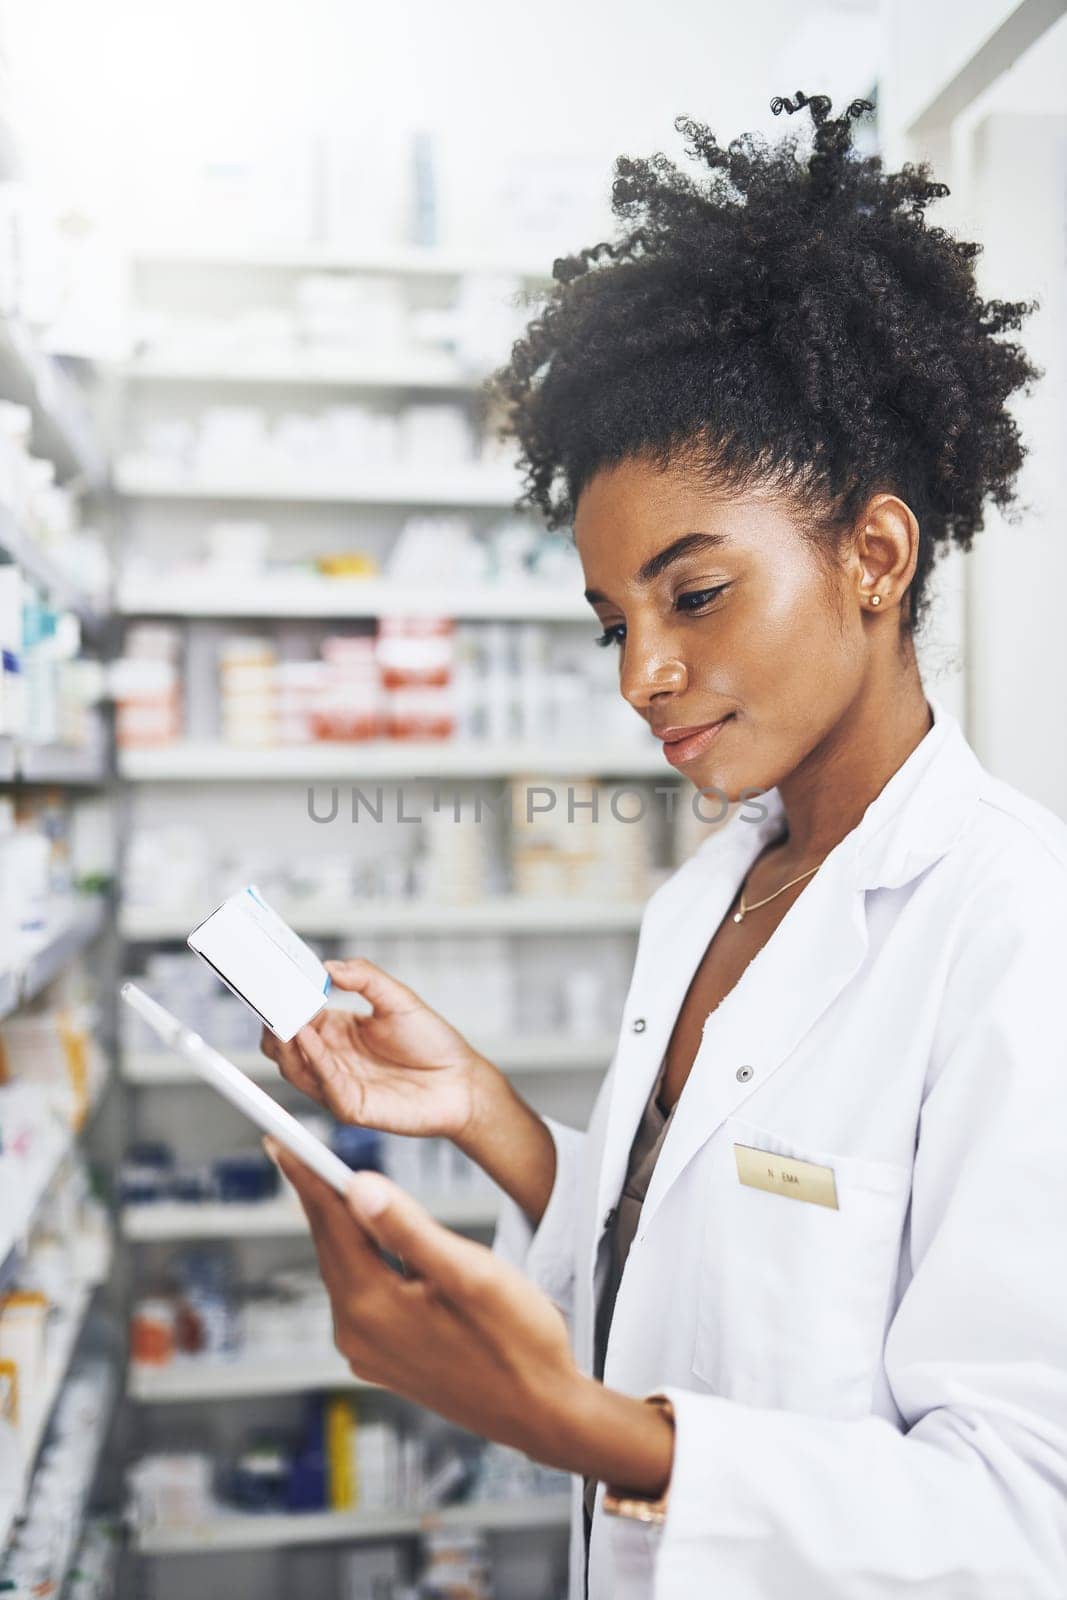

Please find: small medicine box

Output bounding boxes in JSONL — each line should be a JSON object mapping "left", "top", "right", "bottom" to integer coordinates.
{"left": 187, "top": 885, "right": 331, "bottom": 1041}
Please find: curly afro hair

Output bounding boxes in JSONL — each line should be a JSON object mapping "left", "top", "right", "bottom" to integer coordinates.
{"left": 484, "top": 90, "right": 1041, "bottom": 637}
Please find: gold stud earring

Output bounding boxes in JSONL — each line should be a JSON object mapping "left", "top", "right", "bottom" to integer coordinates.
{"left": 868, "top": 593, "right": 881, "bottom": 606}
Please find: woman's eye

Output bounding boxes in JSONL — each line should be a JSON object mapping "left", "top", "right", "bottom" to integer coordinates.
{"left": 593, "top": 587, "right": 727, "bottom": 649}
{"left": 594, "top": 624, "right": 626, "bottom": 649}
{"left": 677, "top": 585, "right": 727, "bottom": 612}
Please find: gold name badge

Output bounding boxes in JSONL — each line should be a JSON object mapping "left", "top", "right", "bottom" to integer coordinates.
{"left": 733, "top": 1143, "right": 839, "bottom": 1209}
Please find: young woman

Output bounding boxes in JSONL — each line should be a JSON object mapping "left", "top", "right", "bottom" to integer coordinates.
{"left": 261, "top": 92, "right": 1067, "bottom": 1599}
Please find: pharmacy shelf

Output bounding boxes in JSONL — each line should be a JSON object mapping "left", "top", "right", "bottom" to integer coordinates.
{"left": 114, "top": 457, "right": 522, "bottom": 508}
{"left": 135, "top": 1492, "right": 571, "bottom": 1555}
{"left": 0, "top": 317, "right": 108, "bottom": 491}
{"left": 18, "top": 899, "right": 108, "bottom": 1009}
{"left": 0, "top": 1261, "right": 110, "bottom": 1549}
{"left": 118, "top": 739, "right": 666, "bottom": 780}
{"left": 0, "top": 1058, "right": 112, "bottom": 1270}
{"left": 0, "top": 897, "right": 108, "bottom": 1024}
{"left": 0, "top": 504, "right": 109, "bottom": 630}
{"left": 121, "top": 1033, "right": 615, "bottom": 1086}
{"left": 120, "top": 353, "right": 488, "bottom": 392}
{"left": 0, "top": 732, "right": 109, "bottom": 786}
{"left": 117, "top": 572, "right": 589, "bottom": 621}
{"left": 11, "top": 738, "right": 110, "bottom": 786}
{"left": 127, "top": 241, "right": 553, "bottom": 280}
{"left": 121, "top": 897, "right": 644, "bottom": 940}
{"left": 129, "top": 1350, "right": 372, "bottom": 1403}
{"left": 121, "top": 1190, "right": 499, "bottom": 1242}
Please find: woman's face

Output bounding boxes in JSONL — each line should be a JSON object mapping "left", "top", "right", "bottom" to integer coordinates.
{"left": 573, "top": 455, "right": 872, "bottom": 803}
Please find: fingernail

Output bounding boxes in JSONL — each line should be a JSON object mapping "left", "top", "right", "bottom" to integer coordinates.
{"left": 348, "top": 1170, "right": 390, "bottom": 1217}
{"left": 263, "top": 1137, "right": 281, "bottom": 1165}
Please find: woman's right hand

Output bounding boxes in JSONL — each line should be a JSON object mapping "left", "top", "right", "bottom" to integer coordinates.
{"left": 258, "top": 957, "right": 497, "bottom": 1144}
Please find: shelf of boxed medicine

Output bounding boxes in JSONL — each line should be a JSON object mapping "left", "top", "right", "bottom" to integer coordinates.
{"left": 0, "top": 506, "right": 108, "bottom": 634}
{"left": 134, "top": 1490, "right": 571, "bottom": 1556}
{"left": 114, "top": 457, "right": 524, "bottom": 508}
{"left": 117, "top": 740, "right": 668, "bottom": 781}
{"left": 0, "top": 1034, "right": 112, "bottom": 1267}
{"left": 0, "top": 317, "right": 108, "bottom": 492}
{"left": 0, "top": 897, "right": 107, "bottom": 1027}
{"left": 120, "top": 1190, "right": 500, "bottom": 1243}
{"left": 117, "top": 573, "right": 593, "bottom": 622}
{"left": 0, "top": 1236, "right": 114, "bottom": 1547}
{"left": 121, "top": 898, "right": 644, "bottom": 940}
{"left": 121, "top": 1034, "right": 616, "bottom": 1087}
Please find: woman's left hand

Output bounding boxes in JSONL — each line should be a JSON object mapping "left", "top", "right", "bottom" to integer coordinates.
{"left": 266, "top": 1140, "right": 589, "bottom": 1473}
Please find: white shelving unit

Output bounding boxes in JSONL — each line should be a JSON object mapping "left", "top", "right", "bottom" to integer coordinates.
{"left": 129, "top": 1350, "right": 372, "bottom": 1403}
{"left": 126, "top": 242, "right": 553, "bottom": 279}
{"left": 121, "top": 1189, "right": 500, "bottom": 1243}
{"left": 118, "top": 574, "right": 590, "bottom": 621}
{"left": 114, "top": 239, "right": 608, "bottom": 1589}
{"left": 135, "top": 1492, "right": 571, "bottom": 1556}
{"left": 0, "top": 898, "right": 107, "bottom": 1028}
{"left": 118, "top": 739, "right": 665, "bottom": 780}
{"left": 121, "top": 898, "right": 643, "bottom": 939}
{"left": 120, "top": 354, "right": 488, "bottom": 391}
{"left": 0, "top": 297, "right": 117, "bottom": 1575}
{"left": 114, "top": 458, "right": 524, "bottom": 508}
{"left": 0, "top": 505, "right": 109, "bottom": 632}
{"left": 122, "top": 1034, "right": 616, "bottom": 1085}
{"left": 0, "top": 316, "right": 108, "bottom": 491}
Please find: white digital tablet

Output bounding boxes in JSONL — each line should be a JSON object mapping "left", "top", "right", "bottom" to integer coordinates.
{"left": 120, "top": 980, "right": 355, "bottom": 1196}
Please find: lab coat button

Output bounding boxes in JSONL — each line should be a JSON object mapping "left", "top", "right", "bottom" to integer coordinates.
{"left": 735, "top": 1064, "right": 754, "bottom": 1082}
{"left": 632, "top": 1018, "right": 647, "bottom": 1033}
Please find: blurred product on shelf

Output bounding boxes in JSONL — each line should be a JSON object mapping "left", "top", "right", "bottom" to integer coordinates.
{"left": 0, "top": 1153, "right": 112, "bottom": 1452}
{"left": 205, "top": 518, "right": 271, "bottom": 574}
{"left": 378, "top": 618, "right": 455, "bottom": 740}
{"left": 130, "top": 1254, "right": 332, "bottom": 1371}
{"left": 112, "top": 615, "right": 646, "bottom": 750}
{"left": 109, "top": 622, "right": 183, "bottom": 748}
{"left": 126, "top": 1401, "right": 568, "bottom": 1533}
{"left": 315, "top": 635, "right": 382, "bottom": 740}
{"left": 118, "top": 1142, "right": 281, "bottom": 1208}
{"left": 126, "top": 262, "right": 541, "bottom": 376}
{"left": 510, "top": 775, "right": 652, "bottom": 900}
{"left": 0, "top": 994, "right": 109, "bottom": 1131}
{"left": 417, "top": 1528, "right": 491, "bottom": 1600}
{"left": 119, "top": 511, "right": 581, "bottom": 595}
{"left": 0, "top": 566, "right": 106, "bottom": 751}
{"left": 0, "top": 1358, "right": 117, "bottom": 1598}
{"left": 59, "top": 1518, "right": 121, "bottom": 1600}
{"left": 118, "top": 1121, "right": 492, "bottom": 1215}
{"left": 120, "top": 912, "right": 629, "bottom": 1042}
{"left": 0, "top": 402, "right": 111, "bottom": 605}
{"left": 218, "top": 635, "right": 278, "bottom": 747}
{"left": 118, "top": 954, "right": 268, "bottom": 1052}
{"left": 125, "top": 397, "right": 483, "bottom": 482}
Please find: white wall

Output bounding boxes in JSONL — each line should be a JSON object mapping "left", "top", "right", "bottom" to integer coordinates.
{"left": 881, "top": 4, "right": 1067, "bottom": 812}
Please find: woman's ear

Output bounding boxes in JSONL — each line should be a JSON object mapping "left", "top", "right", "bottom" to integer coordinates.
{"left": 853, "top": 494, "right": 920, "bottom": 608}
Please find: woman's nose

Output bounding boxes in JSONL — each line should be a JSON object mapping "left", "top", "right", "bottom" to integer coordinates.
{"left": 619, "top": 647, "right": 687, "bottom": 711}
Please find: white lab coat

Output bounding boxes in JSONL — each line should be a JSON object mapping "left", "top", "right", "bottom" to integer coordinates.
{"left": 492, "top": 693, "right": 1067, "bottom": 1599}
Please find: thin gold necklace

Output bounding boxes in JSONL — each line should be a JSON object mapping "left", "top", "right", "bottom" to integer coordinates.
{"left": 732, "top": 857, "right": 826, "bottom": 924}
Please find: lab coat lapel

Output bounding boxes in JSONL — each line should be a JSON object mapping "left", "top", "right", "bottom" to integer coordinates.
{"left": 609, "top": 694, "right": 984, "bottom": 1243}
{"left": 592, "top": 795, "right": 788, "bottom": 1234}
{"left": 636, "top": 845, "right": 870, "bottom": 1237}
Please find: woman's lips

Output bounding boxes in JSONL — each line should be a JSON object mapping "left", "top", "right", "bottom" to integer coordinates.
{"left": 659, "top": 716, "right": 733, "bottom": 768}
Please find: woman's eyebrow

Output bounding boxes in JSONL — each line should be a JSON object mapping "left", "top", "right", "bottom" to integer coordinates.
{"left": 584, "top": 531, "right": 731, "bottom": 604}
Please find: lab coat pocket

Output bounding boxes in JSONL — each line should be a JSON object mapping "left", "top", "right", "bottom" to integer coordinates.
{"left": 692, "top": 1116, "right": 912, "bottom": 1418}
